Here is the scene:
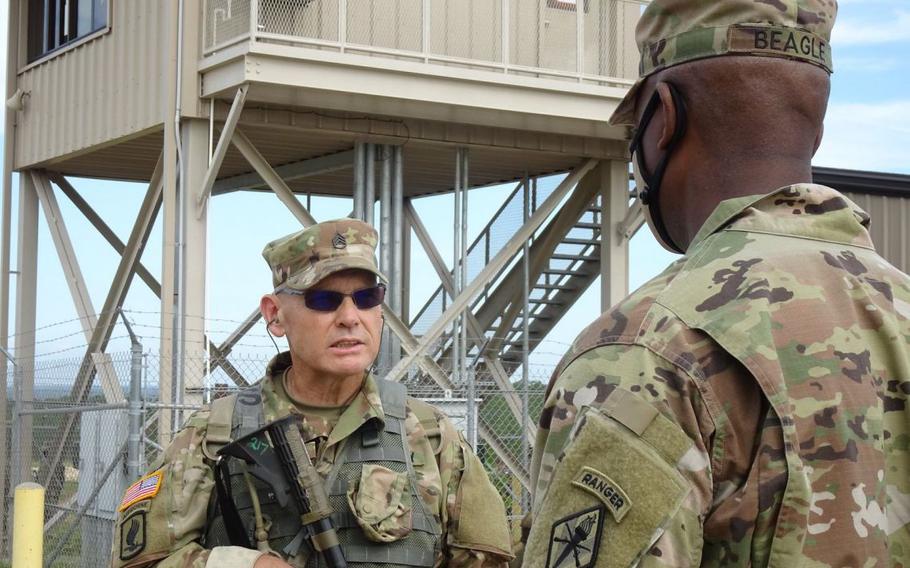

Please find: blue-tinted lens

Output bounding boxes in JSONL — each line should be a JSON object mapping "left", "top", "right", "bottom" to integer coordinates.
{"left": 303, "top": 289, "right": 344, "bottom": 311}
{"left": 303, "top": 284, "right": 386, "bottom": 312}
{"left": 352, "top": 284, "right": 386, "bottom": 309}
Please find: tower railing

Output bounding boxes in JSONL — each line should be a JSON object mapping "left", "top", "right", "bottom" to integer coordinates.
{"left": 202, "top": 0, "right": 639, "bottom": 87}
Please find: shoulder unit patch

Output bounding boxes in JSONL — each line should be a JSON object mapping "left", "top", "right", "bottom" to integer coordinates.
{"left": 118, "top": 469, "right": 164, "bottom": 512}
{"left": 546, "top": 505, "right": 605, "bottom": 568}
{"left": 119, "top": 510, "right": 147, "bottom": 561}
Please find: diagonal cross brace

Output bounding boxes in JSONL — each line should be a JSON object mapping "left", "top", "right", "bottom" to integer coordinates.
{"left": 50, "top": 173, "right": 250, "bottom": 388}
{"left": 31, "top": 171, "right": 126, "bottom": 404}
{"left": 405, "top": 200, "right": 536, "bottom": 442}
{"left": 382, "top": 159, "right": 600, "bottom": 384}
{"left": 43, "top": 156, "right": 164, "bottom": 490}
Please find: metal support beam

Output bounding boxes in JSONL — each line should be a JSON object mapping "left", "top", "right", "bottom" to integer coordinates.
{"left": 43, "top": 157, "right": 163, "bottom": 491}
{"left": 176, "top": 120, "right": 210, "bottom": 415}
{"left": 212, "top": 149, "right": 354, "bottom": 195}
{"left": 602, "top": 160, "right": 631, "bottom": 310}
{"left": 0, "top": 0, "right": 22, "bottom": 552}
{"left": 31, "top": 171, "right": 125, "bottom": 403}
{"left": 231, "top": 128, "right": 317, "bottom": 226}
{"left": 364, "top": 144, "right": 376, "bottom": 224}
{"left": 617, "top": 197, "right": 644, "bottom": 241}
{"left": 381, "top": 308, "right": 451, "bottom": 390}
{"left": 353, "top": 142, "right": 365, "bottom": 219}
{"left": 196, "top": 84, "right": 248, "bottom": 213}
{"left": 382, "top": 159, "right": 599, "bottom": 383}
{"left": 404, "top": 202, "right": 535, "bottom": 441}
{"left": 12, "top": 171, "right": 38, "bottom": 490}
{"left": 51, "top": 174, "right": 162, "bottom": 296}
{"left": 50, "top": 173, "right": 248, "bottom": 387}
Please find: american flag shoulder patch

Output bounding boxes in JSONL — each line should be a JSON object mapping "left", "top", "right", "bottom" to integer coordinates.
{"left": 118, "top": 469, "right": 164, "bottom": 512}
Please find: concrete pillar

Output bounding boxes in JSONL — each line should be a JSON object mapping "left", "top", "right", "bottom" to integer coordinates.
{"left": 601, "top": 160, "right": 631, "bottom": 311}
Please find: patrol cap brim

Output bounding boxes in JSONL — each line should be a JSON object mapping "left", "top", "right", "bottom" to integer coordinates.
{"left": 281, "top": 252, "right": 388, "bottom": 292}
{"left": 609, "top": 79, "right": 643, "bottom": 127}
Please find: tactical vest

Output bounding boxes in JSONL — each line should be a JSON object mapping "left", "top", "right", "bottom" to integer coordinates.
{"left": 202, "top": 379, "right": 441, "bottom": 567}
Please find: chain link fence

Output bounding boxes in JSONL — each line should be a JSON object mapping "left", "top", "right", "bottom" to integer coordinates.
{"left": 1, "top": 347, "right": 552, "bottom": 566}
{"left": 203, "top": 0, "right": 640, "bottom": 83}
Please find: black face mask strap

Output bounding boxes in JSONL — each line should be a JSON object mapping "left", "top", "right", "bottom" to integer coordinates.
{"left": 631, "top": 83, "right": 688, "bottom": 254}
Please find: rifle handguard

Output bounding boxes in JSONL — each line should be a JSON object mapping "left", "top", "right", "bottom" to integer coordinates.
{"left": 218, "top": 415, "right": 348, "bottom": 567}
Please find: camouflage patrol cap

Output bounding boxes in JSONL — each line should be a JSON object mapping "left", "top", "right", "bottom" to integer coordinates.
{"left": 610, "top": 0, "right": 837, "bottom": 126}
{"left": 262, "top": 218, "right": 387, "bottom": 291}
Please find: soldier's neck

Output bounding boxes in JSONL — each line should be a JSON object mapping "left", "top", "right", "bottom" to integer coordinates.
{"left": 669, "top": 157, "right": 814, "bottom": 251}
{"left": 284, "top": 366, "right": 366, "bottom": 407}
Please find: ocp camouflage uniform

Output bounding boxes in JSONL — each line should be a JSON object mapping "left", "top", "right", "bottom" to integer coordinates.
{"left": 526, "top": 185, "right": 910, "bottom": 566}
{"left": 111, "top": 352, "right": 513, "bottom": 567}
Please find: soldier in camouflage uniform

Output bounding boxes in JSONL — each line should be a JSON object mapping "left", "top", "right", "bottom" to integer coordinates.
{"left": 524, "top": 1, "right": 910, "bottom": 567}
{"left": 111, "top": 219, "right": 513, "bottom": 568}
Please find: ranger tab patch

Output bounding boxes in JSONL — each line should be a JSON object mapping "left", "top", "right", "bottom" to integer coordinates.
{"left": 546, "top": 505, "right": 605, "bottom": 568}
{"left": 118, "top": 469, "right": 163, "bottom": 512}
{"left": 572, "top": 466, "right": 632, "bottom": 522}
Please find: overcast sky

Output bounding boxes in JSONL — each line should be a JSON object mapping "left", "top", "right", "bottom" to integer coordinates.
{"left": 1, "top": 1, "right": 908, "bottom": 382}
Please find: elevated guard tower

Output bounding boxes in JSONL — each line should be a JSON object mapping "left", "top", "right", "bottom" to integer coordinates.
{"left": 0, "top": 0, "right": 645, "bottom": 548}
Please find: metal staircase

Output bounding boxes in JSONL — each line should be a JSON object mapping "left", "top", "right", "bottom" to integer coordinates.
{"left": 409, "top": 173, "right": 603, "bottom": 379}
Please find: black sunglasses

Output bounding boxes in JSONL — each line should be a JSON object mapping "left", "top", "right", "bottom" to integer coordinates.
{"left": 279, "top": 283, "right": 387, "bottom": 312}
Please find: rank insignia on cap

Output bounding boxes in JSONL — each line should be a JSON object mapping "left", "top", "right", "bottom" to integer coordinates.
{"left": 546, "top": 505, "right": 605, "bottom": 568}
{"left": 119, "top": 510, "right": 147, "bottom": 561}
{"left": 118, "top": 469, "right": 163, "bottom": 512}
{"left": 332, "top": 232, "right": 347, "bottom": 249}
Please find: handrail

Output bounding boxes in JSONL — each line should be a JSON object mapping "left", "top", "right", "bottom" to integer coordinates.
{"left": 408, "top": 178, "right": 527, "bottom": 331}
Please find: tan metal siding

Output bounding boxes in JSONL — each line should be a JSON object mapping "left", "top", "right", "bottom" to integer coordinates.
{"left": 14, "top": 1, "right": 165, "bottom": 169}
{"left": 845, "top": 191, "right": 910, "bottom": 274}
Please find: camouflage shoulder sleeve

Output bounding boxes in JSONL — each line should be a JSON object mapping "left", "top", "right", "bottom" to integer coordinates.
{"left": 410, "top": 400, "right": 514, "bottom": 567}
{"left": 109, "top": 410, "right": 265, "bottom": 568}
{"left": 527, "top": 343, "right": 715, "bottom": 568}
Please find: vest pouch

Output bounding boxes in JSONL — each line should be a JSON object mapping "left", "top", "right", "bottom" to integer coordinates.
{"left": 346, "top": 463, "right": 413, "bottom": 543}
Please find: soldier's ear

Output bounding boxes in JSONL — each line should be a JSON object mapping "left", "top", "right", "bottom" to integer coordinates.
{"left": 655, "top": 82, "right": 678, "bottom": 151}
{"left": 260, "top": 294, "right": 285, "bottom": 337}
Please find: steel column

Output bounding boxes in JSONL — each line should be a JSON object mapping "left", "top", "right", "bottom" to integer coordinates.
{"left": 0, "top": 0, "right": 21, "bottom": 552}
{"left": 364, "top": 144, "right": 376, "bottom": 224}
{"left": 390, "top": 146, "right": 404, "bottom": 366}
{"left": 459, "top": 149, "right": 475, "bottom": 449}
{"left": 353, "top": 142, "right": 365, "bottom": 220}
{"left": 12, "top": 172, "right": 38, "bottom": 492}
{"left": 383, "top": 159, "right": 599, "bottom": 384}
{"left": 521, "top": 174, "right": 531, "bottom": 510}
{"left": 176, "top": 120, "right": 210, "bottom": 417}
{"left": 601, "top": 160, "right": 631, "bottom": 310}
{"left": 379, "top": 145, "right": 393, "bottom": 371}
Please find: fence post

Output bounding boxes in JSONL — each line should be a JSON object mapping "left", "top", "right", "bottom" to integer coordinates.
{"left": 123, "top": 313, "right": 144, "bottom": 482}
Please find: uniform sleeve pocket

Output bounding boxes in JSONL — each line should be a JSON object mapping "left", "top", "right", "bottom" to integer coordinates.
{"left": 525, "top": 404, "right": 693, "bottom": 568}
{"left": 346, "top": 464, "right": 413, "bottom": 543}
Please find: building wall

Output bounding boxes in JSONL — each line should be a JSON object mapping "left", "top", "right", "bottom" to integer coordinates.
{"left": 14, "top": 0, "right": 166, "bottom": 169}
{"left": 844, "top": 191, "right": 910, "bottom": 274}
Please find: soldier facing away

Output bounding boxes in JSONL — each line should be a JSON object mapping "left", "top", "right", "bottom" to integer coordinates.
{"left": 523, "top": 1, "right": 910, "bottom": 567}
{"left": 110, "top": 218, "right": 513, "bottom": 568}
